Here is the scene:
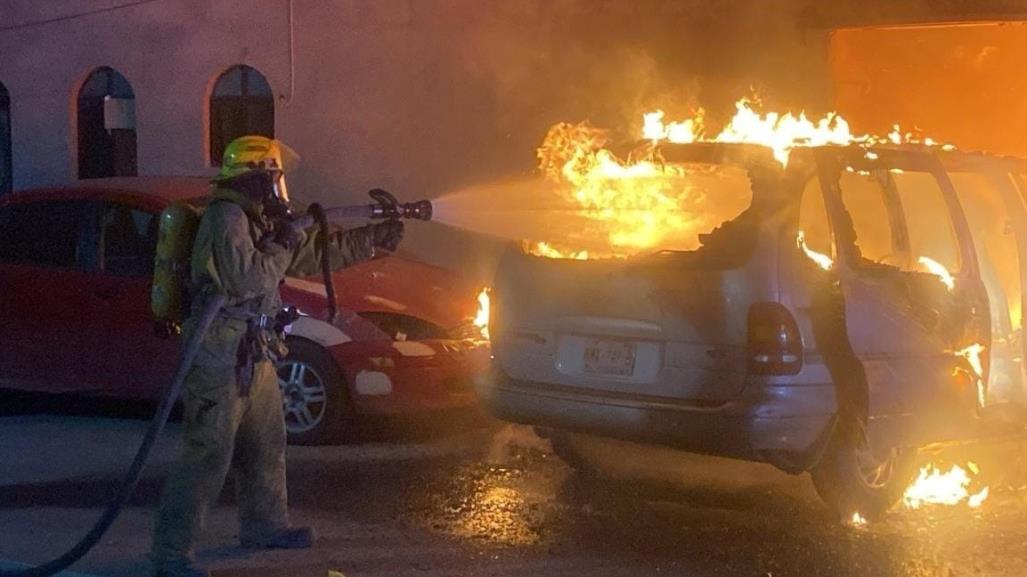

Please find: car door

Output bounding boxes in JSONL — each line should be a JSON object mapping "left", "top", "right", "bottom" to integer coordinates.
{"left": 78, "top": 199, "right": 180, "bottom": 399}
{"left": 814, "top": 148, "right": 988, "bottom": 446}
{"left": 0, "top": 198, "right": 99, "bottom": 392}
{"left": 945, "top": 158, "right": 1027, "bottom": 411}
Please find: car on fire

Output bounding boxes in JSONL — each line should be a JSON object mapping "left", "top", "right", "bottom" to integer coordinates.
{"left": 479, "top": 142, "right": 1027, "bottom": 518}
{"left": 0, "top": 177, "right": 489, "bottom": 445}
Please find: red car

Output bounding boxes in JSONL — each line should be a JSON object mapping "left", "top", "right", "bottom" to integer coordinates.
{"left": 0, "top": 177, "right": 489, "bottom": 444}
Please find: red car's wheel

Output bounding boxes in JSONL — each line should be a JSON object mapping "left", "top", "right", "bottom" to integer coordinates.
{"left": 276, "top": 338, "right": 354, "bottom": 445}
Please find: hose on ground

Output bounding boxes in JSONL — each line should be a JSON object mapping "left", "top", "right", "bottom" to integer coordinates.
{"left": 0, "top": 294, "right": 228, "bottom": 577}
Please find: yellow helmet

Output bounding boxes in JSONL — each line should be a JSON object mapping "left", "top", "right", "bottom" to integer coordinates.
{"left": 215, "top": 135, "right": 299, "bottom": 205}
{"left": 215, "top": 135, "right": 299, "bottom": 181}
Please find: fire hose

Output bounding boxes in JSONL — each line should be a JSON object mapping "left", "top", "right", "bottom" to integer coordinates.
{"left": 0, "top": 190, "right": 432, "bottom": 577}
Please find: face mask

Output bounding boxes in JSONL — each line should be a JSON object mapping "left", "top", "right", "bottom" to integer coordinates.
{"left": 224, "top": 170, "right": 292, "bottom": 219}
{"left": 261, "top": 171, "right": 292, "bottom": 220}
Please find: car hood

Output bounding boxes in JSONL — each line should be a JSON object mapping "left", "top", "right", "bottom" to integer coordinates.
{"left": 283, "top": 255, "right": 480, "bottom": 331}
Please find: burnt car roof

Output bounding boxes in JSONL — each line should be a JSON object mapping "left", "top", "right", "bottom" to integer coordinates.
{"left": 655, "top": 141, "right": 1027, "bottom": 165}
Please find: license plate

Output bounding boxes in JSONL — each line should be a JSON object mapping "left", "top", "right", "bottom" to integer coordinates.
{"left": 583, "top": 339, "right": 637, "bottom": 377}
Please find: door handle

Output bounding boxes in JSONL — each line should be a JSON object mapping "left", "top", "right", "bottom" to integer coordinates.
{"left": 94, "top": 286, "right": 123, "bottom": 301}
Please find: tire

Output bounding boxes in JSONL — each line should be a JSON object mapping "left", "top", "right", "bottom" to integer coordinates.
{"left": 275, "top": 338, "right": 354, "bottom": 445}
{"left": 811, "top": 417, "right": 918, "bottom": 520}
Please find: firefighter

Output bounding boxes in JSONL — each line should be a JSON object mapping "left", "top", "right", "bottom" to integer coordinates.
{"left": 150, "top": 136, "right": 404, "bottom": 577}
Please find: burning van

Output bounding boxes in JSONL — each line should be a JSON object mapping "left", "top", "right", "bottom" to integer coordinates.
{"left": 477, "top": 135, "right": 1027, "bottom": 518}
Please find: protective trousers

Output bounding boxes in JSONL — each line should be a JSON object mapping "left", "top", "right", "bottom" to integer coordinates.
{"left": 151, "top": 359, "right": 288, "bottom": 568}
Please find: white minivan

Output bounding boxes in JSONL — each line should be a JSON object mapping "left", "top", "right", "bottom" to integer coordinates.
{"left": 478, "top": 142, "right": 1027, "bottom": 518}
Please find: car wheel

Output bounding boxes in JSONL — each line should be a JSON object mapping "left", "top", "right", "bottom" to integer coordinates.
{"left": 276, "top": 338, "right": 354, "bottom": 445}
{"left": 811, "top": 417, "right": 918, "bottom": 520}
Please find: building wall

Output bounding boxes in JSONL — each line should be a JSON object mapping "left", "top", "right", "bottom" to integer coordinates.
{"left": 0, "top": 0, "right": 830, "bottom": 279}
{"left": 831, "top": 21, "right": 1027, "bottom": 158}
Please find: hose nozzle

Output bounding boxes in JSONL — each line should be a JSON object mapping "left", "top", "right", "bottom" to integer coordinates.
{"left": 368, "top": 188, "right": 433, "bottom": 221}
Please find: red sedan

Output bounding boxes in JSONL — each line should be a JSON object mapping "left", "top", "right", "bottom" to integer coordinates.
{"left": 0, "top": 177, "right": 490, "bottom": 444}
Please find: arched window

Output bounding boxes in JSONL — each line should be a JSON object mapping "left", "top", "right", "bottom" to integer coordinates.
{"left": 209, "top": 65, "right": 274, "bottom": 165}
{"left": 77, "top": 67, "right": 137, "bottom": 179}
{"left": 0, "top": 82, "right": 11, "bottom": 194}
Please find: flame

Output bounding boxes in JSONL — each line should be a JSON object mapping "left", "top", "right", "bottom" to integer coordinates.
{"left": 918, "top": 256, "right": 956, "bottom": 291}
{"left": 714, "top": 99, "right": 854, "bottom": 166}
{"left": 525, "top": 241, "right": 590, "bottom": 260}
{"left": 532, "top": 97, "right": 953, "bottom": 259}
{"left": 644, "top": 98, "right": 952, "bottom": 168}
{"left": 473, "top": 288, "right": 490, "bottom": 341}
{"left": 955, "top": 343, "right": 987, "bottom": 408}
{"left": 797, "top": 230, "right": 834, "bottom": 271}
{"left": 903, "top": 462, "right": 989, "bottom": 510}
{"left": 643, "top": 109, "right": 702, "bottom": 143}
{"left": 536, "top": 122, "right": 702, "bottom": 252}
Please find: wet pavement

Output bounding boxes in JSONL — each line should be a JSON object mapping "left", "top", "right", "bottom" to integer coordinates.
{"left": 2, "top": 392, "right": 1027, "bottom": 577}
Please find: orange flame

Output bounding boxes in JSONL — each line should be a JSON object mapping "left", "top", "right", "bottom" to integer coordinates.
{"left": 847, "top": 512, "right": 868, "bottom": 527}
{"left": 525, "top": 241, "right": 590, "bottom": 260}
{"left": 955, "top": 343, "right": 987, "bottom": 408}
{"left": 473, "top": 288, "right": 490, "bottom": 341}
{"left": 918, "top": 256, "right": 956, "bottom": 291}
{"left": 536, "top": 122, "right": 698, "bottom": 252}
{"left": 530, "top": 97, "right": 953, "bottom": 259}
{"left": 797, "top": 230, "right": 834, "bottom": 271}
{"left": 903, "top": 462, "right": 989, "bottom": 510}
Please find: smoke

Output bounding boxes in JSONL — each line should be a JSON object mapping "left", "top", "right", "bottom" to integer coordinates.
{"left": 456, "top": 0, "right": 828, "bottom": 137}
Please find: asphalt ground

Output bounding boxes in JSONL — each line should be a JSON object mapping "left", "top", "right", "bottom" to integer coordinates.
{"left": 2, "top": 391, "right": 1027, "bottom": 577}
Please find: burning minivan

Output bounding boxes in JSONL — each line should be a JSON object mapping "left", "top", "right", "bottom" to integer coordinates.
{"left": 477, "top": 134, "right": 1027, "bottom": 518}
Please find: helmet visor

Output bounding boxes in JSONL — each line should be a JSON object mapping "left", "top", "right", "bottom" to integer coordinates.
{"left": 270, "top": 139, "right": 301, "bottom": 174}
{"left": 272, "top": 172, "right": 290, "bottom": 205}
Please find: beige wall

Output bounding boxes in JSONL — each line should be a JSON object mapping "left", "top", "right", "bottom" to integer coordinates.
{"left": 0, "top": 0, "right": 830, "bottom": 281}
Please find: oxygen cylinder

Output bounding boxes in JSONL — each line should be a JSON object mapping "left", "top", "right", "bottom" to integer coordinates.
{"left": 151, "top": 201, "right": 202, "bottom": 323}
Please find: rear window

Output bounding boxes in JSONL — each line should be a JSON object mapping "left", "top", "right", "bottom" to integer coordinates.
{"left": 0, "top": 200, "right": 96, "bottom": 269}
{"left": 648, "top": 163, "right": 755, "bottom": 253}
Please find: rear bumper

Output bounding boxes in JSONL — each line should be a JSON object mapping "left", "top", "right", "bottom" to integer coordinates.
{"left": 328, "top": 339, "right": 490, "bottom": 415}
{"left": 476, "top": 365, "right": 837, "bottom": 471}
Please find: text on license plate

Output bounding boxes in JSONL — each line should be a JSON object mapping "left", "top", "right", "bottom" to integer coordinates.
{"left": 583, "top": 339, "right": 637, "bottom": 377}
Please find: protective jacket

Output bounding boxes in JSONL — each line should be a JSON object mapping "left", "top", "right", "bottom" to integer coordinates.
{"left": 152, "top": 187, "right": 374, "bottom": 573}
{"left": 185, "top": 187, "right": 374, "bottom": 367}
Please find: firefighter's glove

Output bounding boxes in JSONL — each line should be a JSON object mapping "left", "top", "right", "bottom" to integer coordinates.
{"left": 371, "top": 219, "right": 405, "bottom": 251}
{"left": 273, "top": 223, "right": 301, "bottom": 251}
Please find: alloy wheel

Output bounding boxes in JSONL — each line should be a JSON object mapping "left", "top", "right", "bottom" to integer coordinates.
{"left": 276, "top": 360, "right": 328, "bottom": 434}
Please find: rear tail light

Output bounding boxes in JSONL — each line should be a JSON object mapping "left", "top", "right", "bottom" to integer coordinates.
{"left": 747, "top": 302, "right": 803, "bottom": 375}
